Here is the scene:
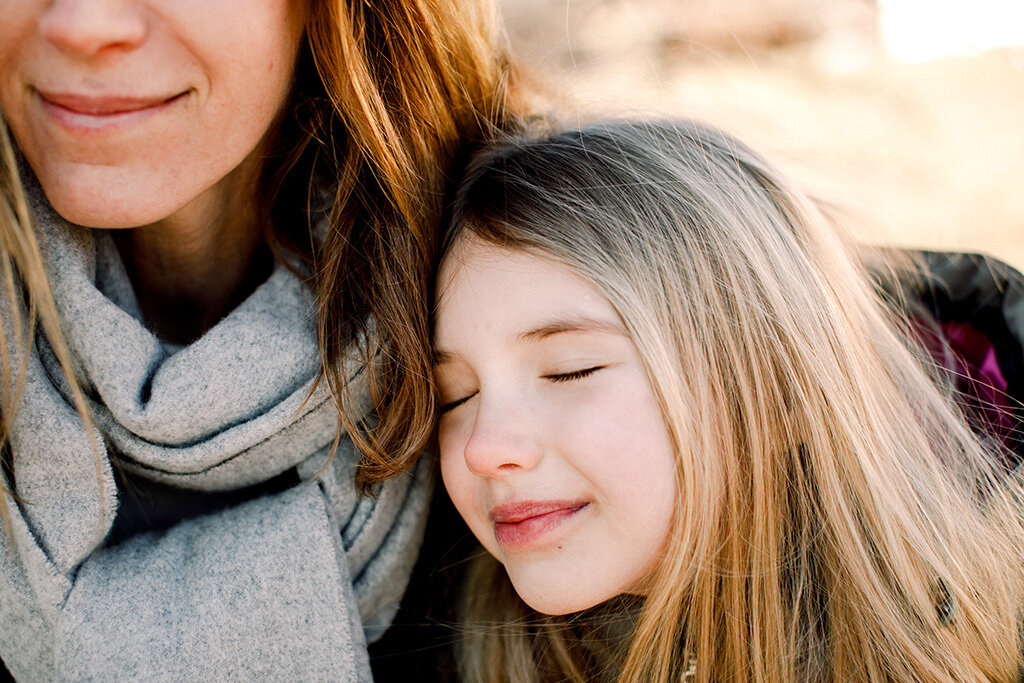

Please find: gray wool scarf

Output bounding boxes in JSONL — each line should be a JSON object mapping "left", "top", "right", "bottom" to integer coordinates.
{"left": 0, "top": 177, "right": 431, "bottom": 681}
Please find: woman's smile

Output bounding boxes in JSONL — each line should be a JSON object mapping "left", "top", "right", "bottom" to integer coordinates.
{"left": 34, "top": 88, "right": 190, "bottom": 133}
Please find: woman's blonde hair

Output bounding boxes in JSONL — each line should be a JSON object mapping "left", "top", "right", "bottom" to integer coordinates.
{"left": 441, "top": 119, "right": 1024, "bottom": 682}
{"left": 0, "top": 0, "right": 523, "bottom": 526}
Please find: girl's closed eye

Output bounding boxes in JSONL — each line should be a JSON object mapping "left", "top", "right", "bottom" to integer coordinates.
{"left": 439, "top": 365, "right": 607, "bottom": 411}
{"left": 543, "top": 365, "right": 606, "bottom": 382}
{"left": 435, "top": 364, "right": 478, "bottom": 415}
{"left": 439, "top": 392, "right": 476, "bottom": 414}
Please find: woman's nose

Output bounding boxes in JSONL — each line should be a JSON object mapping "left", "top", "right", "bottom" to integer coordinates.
{"left": 40, "top": 0, "right": 148, "bottom": 59}
{"left": 461, "top": 398, "right": 544, "bottom": 479}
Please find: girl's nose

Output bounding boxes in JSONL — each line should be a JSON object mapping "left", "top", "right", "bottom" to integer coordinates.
{"left": 461, "top": 399, "right": 543, "bottom": 479}
{"left": 40, "top": 0, "right": 148, "bottom": 60}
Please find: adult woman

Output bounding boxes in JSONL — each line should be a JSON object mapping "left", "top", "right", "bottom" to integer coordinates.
{"left": 0, "top": 0, "right": 517, "bottom": 678}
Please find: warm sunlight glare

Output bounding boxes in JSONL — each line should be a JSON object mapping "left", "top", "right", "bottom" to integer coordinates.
{"left": 880, "top": 0, "right": 1024, "bottom": 62}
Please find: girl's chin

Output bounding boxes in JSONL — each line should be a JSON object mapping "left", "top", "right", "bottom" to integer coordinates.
{"left": 507, "top": 575, "right": 619, "bottom": 616}
{"left": 505, "top": 562, "right": 657, "bottom": 616}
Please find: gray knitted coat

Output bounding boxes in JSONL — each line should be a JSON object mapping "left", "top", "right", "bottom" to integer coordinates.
{"left": 0, "top": 180, "right": 431, "bottom": 681}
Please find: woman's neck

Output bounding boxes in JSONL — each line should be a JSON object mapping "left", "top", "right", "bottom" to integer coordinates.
{"left": 112, "top": 155, "right": 273, "bottom": 345}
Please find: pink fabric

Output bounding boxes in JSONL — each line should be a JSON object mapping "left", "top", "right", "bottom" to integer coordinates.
{"left": 922, "top": 319, "right": 1016, "bottom": 456}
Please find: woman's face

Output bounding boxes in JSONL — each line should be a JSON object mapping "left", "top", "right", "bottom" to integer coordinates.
{"left": 0, "top": 0, "right": 307, "bottom": 228}
{"left": 434, "top": 236, "right": 678, "bottom": 616}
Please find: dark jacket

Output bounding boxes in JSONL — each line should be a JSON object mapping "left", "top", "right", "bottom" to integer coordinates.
{"left": 912, "top": 251, "right": 1024, "bottom": 466}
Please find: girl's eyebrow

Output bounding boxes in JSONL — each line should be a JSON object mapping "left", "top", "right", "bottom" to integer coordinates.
{"left": 516, "top": 316, "right": 627, "bottom": 343}
{"left": 432, "top": 316, "right": 626, "bottom": 368}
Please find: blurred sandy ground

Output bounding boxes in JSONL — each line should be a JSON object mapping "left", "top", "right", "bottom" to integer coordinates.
{"left": 500, "top": 0, "right": 1024, "bottom": 268}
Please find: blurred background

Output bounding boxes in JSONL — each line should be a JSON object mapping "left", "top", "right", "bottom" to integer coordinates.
{"left": 499, "top": 0, "right": 1024, "bottom": 267}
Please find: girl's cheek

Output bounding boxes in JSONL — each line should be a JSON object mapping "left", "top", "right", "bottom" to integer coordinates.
{"left": 439, "top": 442, "right": 489, "bottom": 543}
{"left": 438, "top": 428, "right": 469, "bottom": 493}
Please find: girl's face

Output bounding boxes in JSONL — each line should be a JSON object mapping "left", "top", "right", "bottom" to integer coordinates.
{"left": 0, "top": 0, "right": 307, "bottom": 228}
{"left": 434, "top": 236, "right": 678, "bottom": 615}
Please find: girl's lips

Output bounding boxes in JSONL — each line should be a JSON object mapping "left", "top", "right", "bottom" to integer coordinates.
{"left": 490, "top": 500, "right": 589, "bottom": 548}
{"left": 35, "top": 90, "right": 188, "bottom": 132}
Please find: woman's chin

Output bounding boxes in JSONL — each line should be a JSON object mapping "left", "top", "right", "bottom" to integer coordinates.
{"left": 46, "top": 200, "right": 162, "bottom": 230}
{"left": 36, "top": 167, "right": 193, "bottom": 230}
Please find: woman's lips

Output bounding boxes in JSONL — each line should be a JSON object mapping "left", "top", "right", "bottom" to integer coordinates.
{"left": 35, "top": 89, "right": 188, "bottom": 132}
{"left": 490, "top": 500, "right": 589, "bottom": 548}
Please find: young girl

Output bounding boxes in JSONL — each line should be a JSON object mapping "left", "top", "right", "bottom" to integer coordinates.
{"left": 430, "top": 120, "right": 1024, "bottom": 682}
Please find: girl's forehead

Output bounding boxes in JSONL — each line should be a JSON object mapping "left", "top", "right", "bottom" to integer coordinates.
{"left": 437, "top": 236, "right": 582, "bottom": 306}
{"left": 442, "top": 231, "right": 513, "bottom": 264}
{"left": 436, "top": 234, "right": 518, "bottom": 299}
{"left": 439, "top": 233, "right": 570, "bottom": 282}
{"left": 434, "top": 237, "right": 628, "bottom": 349}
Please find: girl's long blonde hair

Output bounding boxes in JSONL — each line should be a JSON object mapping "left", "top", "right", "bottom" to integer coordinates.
{"left": 0, "top": 0, "right": 523, "bottom": 528}
{"left": 441, "top": 119, "right": 1024, "bottom": 682}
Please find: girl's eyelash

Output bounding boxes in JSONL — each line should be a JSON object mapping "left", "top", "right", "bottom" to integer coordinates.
{"left": 544, "top": 366, "right": 605, "bottom": 383}
{"left": 439, "top": 393, "right": 475, "bottom": 414}
{"left": 439, "top": 367, "right": 604, "bottom": 412}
